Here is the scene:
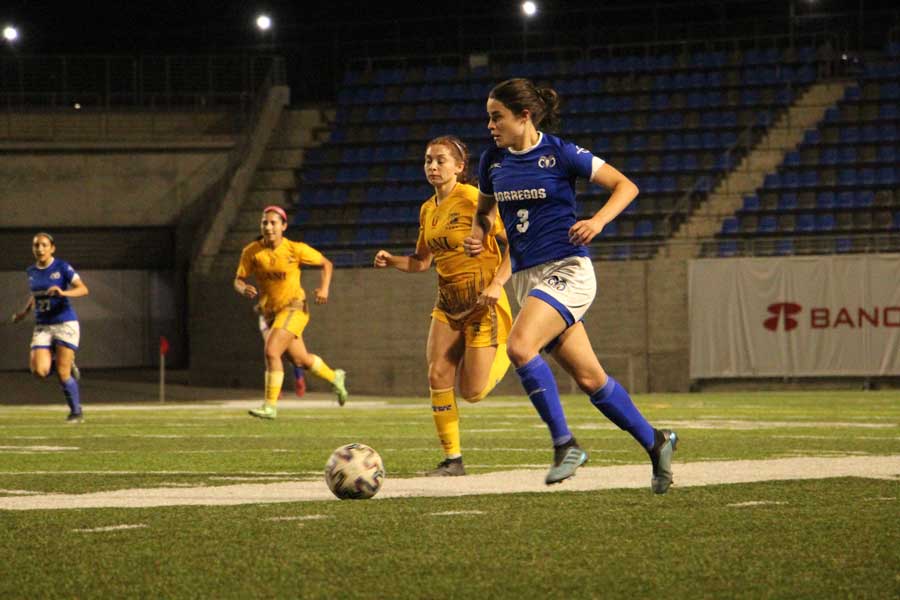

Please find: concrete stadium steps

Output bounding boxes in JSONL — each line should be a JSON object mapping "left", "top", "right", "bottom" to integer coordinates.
{"left": 662, "top": 79, "right": 852, "bottom": 258}
{"left": 261, "top": 148, "right": 306, "bottom": 168}
{"left": 197, "top": 107, "right": 328, "bottom": 274}
{"left": 252, "top": 169, "right": 297, "bottom": 190}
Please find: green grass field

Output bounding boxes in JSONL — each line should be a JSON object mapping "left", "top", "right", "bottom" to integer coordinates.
{"left": 1, "top": 391, "right": 898, "bottom": 599}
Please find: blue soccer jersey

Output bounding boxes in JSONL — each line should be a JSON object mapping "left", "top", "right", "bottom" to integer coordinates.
{"left": 26, "top": 258, "right": 80, "bottom": 325}
{"left": 478, "top": 132, "right": 603, "bottom": 272}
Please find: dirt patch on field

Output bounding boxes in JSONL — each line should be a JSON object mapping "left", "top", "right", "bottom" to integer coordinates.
{"left": 0, "top": 455, "right": 897, "bottom": 511}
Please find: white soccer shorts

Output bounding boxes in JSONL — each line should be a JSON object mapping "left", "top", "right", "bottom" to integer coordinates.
{"left": 31, "top": 321, "right": 81, "bottom": 351}
{"left": 511, "top": 255, "right": 597, "bottom": 327}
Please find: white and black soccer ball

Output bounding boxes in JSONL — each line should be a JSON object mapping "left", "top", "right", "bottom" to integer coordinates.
{"left": 324, "top": 443, "right": 385, "bottom": 500}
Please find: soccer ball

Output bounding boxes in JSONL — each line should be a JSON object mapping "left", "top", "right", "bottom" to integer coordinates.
{"left": 324, "top": 443, "right": 385, "bottom": 500}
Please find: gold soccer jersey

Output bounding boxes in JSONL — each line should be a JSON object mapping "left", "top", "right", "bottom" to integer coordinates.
{"left": 236, "top": 238, "right": 324, "bottom": 319}
{"left": 419, "top": 183, "right": 506, "bottom": 324}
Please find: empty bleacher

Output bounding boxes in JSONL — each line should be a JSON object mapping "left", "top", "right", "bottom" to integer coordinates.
{"left": 705, "top": 43, "right": 900, "bottom": 257}
{"left": 293, "top": 43, "right": 825, "bottom": 265}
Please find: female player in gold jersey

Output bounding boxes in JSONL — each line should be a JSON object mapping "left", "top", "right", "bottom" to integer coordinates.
{"left": 374, "top": 136, "right": 512, "bottom": 476}
{"left": 234, "top": 206, "right": 348, "bottom": 419}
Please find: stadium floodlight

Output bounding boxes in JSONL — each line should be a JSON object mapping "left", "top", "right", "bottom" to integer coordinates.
{"left": 522, "top": 1, "right": 537, "bottom": 17}
{"left": 255, "top": 14, "right": 272, "bottom": 31}
{"left": 2, "top": 25, "right": 18, "bottom": 43}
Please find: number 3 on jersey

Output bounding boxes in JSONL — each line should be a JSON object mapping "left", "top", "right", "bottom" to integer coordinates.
{"left": 516, "top": 208, "right": 530, "bottom": 233}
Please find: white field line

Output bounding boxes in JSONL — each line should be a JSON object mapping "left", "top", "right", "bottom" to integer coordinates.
{"left": 0, "top": 455, "right": 897, "bottom": 511}
{"left": 265, "top": 515, "right": 331, "bottom": 522}
{"left": 0, "top": 445, "right": 79, "bottom": 452}
{"left": 429, "top": 510, "right": 485, "bottom": 516}
{"left": 727, "top": 501, "right": 789, "bottom": 507}
{"left": 72, "top": 524, "right": 148, "bottom": 533}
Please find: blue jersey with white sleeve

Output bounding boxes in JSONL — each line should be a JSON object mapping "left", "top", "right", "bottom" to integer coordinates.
{"left": 478, "top": 132, "right": 603, "bottom": 272}
{"left": 26, "top": 258, "right": 80, "bottom": 325}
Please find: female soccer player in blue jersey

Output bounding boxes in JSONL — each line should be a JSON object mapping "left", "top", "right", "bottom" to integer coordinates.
{"left": 11, "top": 233, "right": 88, "bottom": 423}
{"left": 465, "top": 78, "right": 678, "bottom": 492}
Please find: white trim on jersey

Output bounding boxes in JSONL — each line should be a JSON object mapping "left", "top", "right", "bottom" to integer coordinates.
{"left": 590, "top": 156, "right": 607, "bottom": 180}
{"left": 507, "top": 131, "right": 544, "bottom": 155}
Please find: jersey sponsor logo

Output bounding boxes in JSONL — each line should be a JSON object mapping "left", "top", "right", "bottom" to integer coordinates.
{"left": 495, "top": 188, "right": 548, "bottom": 202}
{"left": 538, "top": 155, "right": 557, "bottom": 168}
{"left": 50, "top": 272, "right": 61, "bottom": 280}
{"left": 262, "top": 272, "right": 287, "bottom": 281}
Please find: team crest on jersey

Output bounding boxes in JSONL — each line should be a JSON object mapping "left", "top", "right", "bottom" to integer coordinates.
{"left": 50, "top": 272, "right": 61, "bottom": 280}
{"left": 546, "top": 275, "right": 567, "bottom": 291}
{"left": 538, "top": 155, "right": 557, "bottom": 169}
{"left": 269, "top": 256, "right": 277, "bottom": 267}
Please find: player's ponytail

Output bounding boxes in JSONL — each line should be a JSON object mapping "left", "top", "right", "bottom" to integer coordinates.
{"left": 535, "top": 86, "right": 561, "bottom": 131}
{"left": 489, "top": 78, "right": 561, "bottom": 131}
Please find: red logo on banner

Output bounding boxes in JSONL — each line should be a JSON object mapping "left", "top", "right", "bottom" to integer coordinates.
{"left": 764, "top": 302, "right": 802, "bottom": 331}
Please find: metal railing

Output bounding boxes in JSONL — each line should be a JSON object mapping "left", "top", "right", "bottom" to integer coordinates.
{"left": 0, "top": 54, "right": 284, "bottom": 111}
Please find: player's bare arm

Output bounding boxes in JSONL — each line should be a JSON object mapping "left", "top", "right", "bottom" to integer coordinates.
{"left": 465, "top": 192, "right": 497, "bottom": 256}
{"left": 374, "top": 236, "right": 433, "bottom": 273}
{"left": 569, "top": 161, "right": 640, "bottom": 246}
{"left": 234, "top": 276, "right": 258, "bottom": 299}
{"left": 314, "top": 256, "right": 333, "bottom": 304}
{"left": 47, "top": 276, "right": 89, "bottom": 299}
{"left": 10, "top": 295, "right": 34, "bottom": 323}
{"left": 477, "top": 222, "right": 511, "bottom": 307}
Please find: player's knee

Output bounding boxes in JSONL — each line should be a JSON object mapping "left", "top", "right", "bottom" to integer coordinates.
{"left": 505, "top": 338, "right": 534, "bottom": 369}
{"left": 30, "top": 366, "right": 50, "bottom": 379}
{"left": 461, "top": 387, "right": 487, "bottom": 403}
{"left": 427, "top": 362, "right": 454, "bottom": 389}
{"left": 574, "top": 374, "right": 604, "bottom": 395}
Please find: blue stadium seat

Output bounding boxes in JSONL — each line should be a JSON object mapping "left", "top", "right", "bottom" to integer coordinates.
{"left": 838, "top": 169, "right": 858, "bottom": 187}
{"left": 611, "top": 244, "right": 632, "bottom": 260}
{"left": 877, "top": 167, "right": 897, "bottom": 186}
{"left": 795, "top": 213, "right": 815, "bottom": 232}
{"left": 721, "top": 217, "right": 739, "bottom": 235}
{"left": 835, "top": 237, "right": 853, "bottom": 253}
{"left": 742, "top": 195, "right": 761, "bottom": 211}
{"left": 877, "top": 146, "right": 896, "bottom": 163}
{"left": 774, "top": 239, "right": 794, "bottom": 256}
{"left": 800, "top": 170, "right": 819, "bottom": 188}
{"left": 854, "top": 190, "right": 874, "bottom": 208}
{"left": 815, "top": 214, "right": 835, "bottom": 231}
{"left": 717, "top": 240, "right": 739, "bottom": 257}
{"left": 783, "top": 151, "right": 801, "bottom": 167}
{"left": 635, "top": 220, "right": 655, "bottom": 237}
{"left": 758, "top": 215, "right": 777, "bottom": 233}
{"left": 816, "top": 191, "right": 835, "bottom": 209}
{"left": 802, "top": 129, "right": 821, "bottom": 145}
{"left": 778, "top": 193, "right": 798, "bottom": 210}
{"left": 837, "top": 191, "right": 855, "bottom": 208}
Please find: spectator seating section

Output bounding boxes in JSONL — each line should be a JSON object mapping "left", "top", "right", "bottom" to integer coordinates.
{"left": 703, "top": 47, "right": 900, "bottom": 257}
{"left": 294, "top": 46, "right": 823, "bottom": 264}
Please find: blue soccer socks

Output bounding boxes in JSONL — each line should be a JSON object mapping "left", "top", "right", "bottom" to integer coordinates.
{"left": 590, "top": 376, "right": 655, "bottom": 450}
{"left": 516, "top": 355, "right": 572, "bottom": 446}
{"left": 61, "top": 377, "right": 82, "bottom": 415}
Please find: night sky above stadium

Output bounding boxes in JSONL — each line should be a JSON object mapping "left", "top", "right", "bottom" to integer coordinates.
{"left": 3, "top": 1, "right": 896, "bottom": 55}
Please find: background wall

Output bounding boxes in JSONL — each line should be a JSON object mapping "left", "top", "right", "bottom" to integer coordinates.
{"left": 0, "top": 270, "right": 183, "bottom": 369}
{"left": 188, "top": 258, "right": 692, "bottom": 395}
{"left": 0, "top": 150, "right": 229, "bottom": 227}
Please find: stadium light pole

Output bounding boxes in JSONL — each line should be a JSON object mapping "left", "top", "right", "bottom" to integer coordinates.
{"left": 521, "top": 2, "right": 537, "bottom": 60}
{"left": 2, "top": 25, "right": 19, "bottom": 44}
{"left": 254, "top": 14, "right": 276, "bottom": 52}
